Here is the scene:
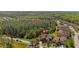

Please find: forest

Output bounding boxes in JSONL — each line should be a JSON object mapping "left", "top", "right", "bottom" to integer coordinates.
{"left": 0, "top": 11, "right": 79, "bottom": 48}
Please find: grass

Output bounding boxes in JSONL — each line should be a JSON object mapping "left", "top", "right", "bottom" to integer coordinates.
{"left": 66, "top": 38, "right": 75, "bottom": 48}
{"left": 66, "top": 30, "right": 75, "bottom": 48}
{"left": 51, "top": 31, "right": 57, "bottom": 37}
{"left": 0, "top": 35, "right": 29, "bottom": 48}
{"left": 12, "top": 40, "right": 27, "bottom": 48}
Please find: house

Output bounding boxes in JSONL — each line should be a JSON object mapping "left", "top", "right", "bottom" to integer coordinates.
{"left": 39, "top": 29, "right": 53, "bottom": 43}
{"left": 52, "top": 37, "right": 60, "bottom": 43}
{"left": 59, "top": 36, "right": 66, "bottom": 46}
{"left": 57, "top": 25, "right": 71, "bottom": 38}
{"left": 52, "top": 36, "right": 67, "bottom": 47}
{"left": 42, "top": 29, "right": 49, "bottom": 34}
